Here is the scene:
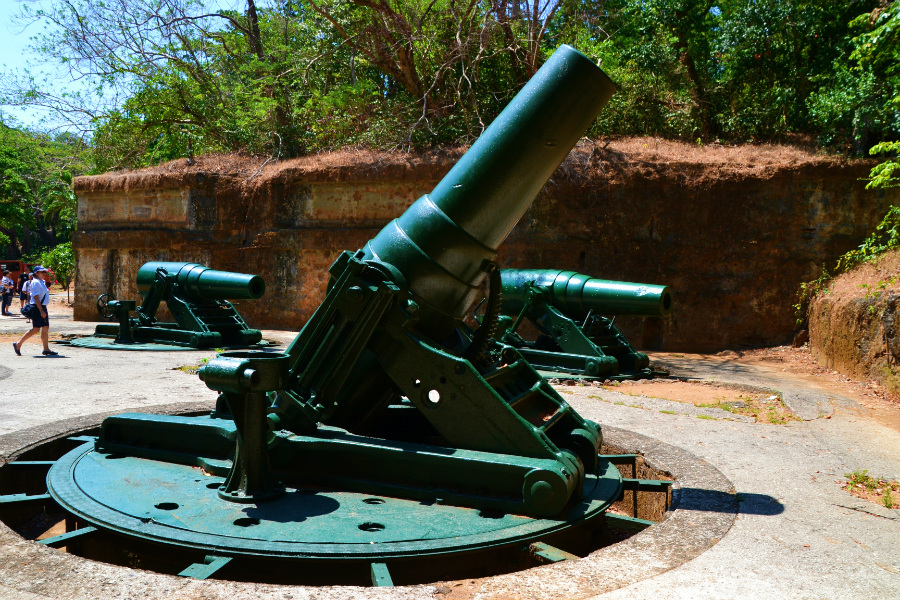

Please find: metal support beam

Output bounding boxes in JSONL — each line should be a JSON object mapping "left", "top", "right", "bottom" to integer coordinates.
{"left": 38, "top": 526, "right": 98, "bottom": 548}
{"left": 621, "top": 478, "right": 673, "bottom": 492}
{"left": 619, "top": 478, "right": 673, "bottom": 519}
{"left": 0, "top": 493, "right": 54, "bottom": 508}
{"left": 179, "top": 555, "right": 233, "bottom": 580}
{"left": 370, "top": 562, "right": 394, "bottom": 587}
{"left": 601, "top": 454, "right": 639, "bottom": 465}
{"left": 605, "top": 513, "right": 656, "bottom": 532}
{"left": 529, "top": 542, "right": 579, "bottom": 564}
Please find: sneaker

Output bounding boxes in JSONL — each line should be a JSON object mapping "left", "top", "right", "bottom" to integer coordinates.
{"left": 12, "top": 343, "right": 21, "bottom": 356}
{"left": 42, "top": 349, "right": 58, "bottom": 356}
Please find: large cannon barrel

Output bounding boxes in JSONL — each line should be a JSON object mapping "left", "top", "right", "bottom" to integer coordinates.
{"left": 501, "top": 269, "right": 672, "bottom": 317}
{"left": 136, "top": 262, "right": 265, "bottom": 301}
{"left": 362, "top": 45, "right": 615, "bottom": 334}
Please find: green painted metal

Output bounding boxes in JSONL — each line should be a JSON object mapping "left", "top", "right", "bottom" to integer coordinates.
{"left": 90, "top": 262, "right": 264, "bottom": 349}
{"left": 362, "top": 45, "right": 615, "bottom": 334}
{"left": 604, "top": 513, "right": 657, "bottom": 531}
{"left": 45, "top": 45, "right": 631, "bottom": 568}
{"left": 501, "top": 270, "right": 672, "bottom": 318}
{"left": 263, "top": 44, "right": 617, "bottom": 518}
{"left": 68, "top": 336, "right": 210, "bottom": 351}
{"left": 179, "top": 555, "right": 233, "bottom": 580}
{"left": 0, "top": 493, "right": 53, "bottom": 507}
{"left": 37, "top": 526, "right": 98, "bottom": 548}
{"left": 529, "top": 541, "right": 579, "bottom": 563}
{"left": 621, "top": 478, "right": 674, "bottom": 492}
{"left": 497, "top": 269, "right": 673, "bottom": 379}
{"left": 96, "top": 295, "right": 136, "bottom": 343}
{"left": 198, "top": 352, "right": 290, "bottom": 503}
{"left": 370, "top": 563, "right": 394, "bottom": 587}
{"left": 601, "top": 454, "right": 641, "bottom": 465}
{"left": 136, "top": 262, "right": 265, "bottom": 302}
{"left": 47, "top": 441, "right": 623, "bottom": 559}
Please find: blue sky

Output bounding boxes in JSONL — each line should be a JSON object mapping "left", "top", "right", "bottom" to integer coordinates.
{"left": 0, "top": 1, "right": 50, "bottom": 127}
{"left": 0, "top": 0, "right": 246, "bottom": 130}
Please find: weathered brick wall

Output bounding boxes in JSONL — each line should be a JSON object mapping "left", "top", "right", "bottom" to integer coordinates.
{"left": 73, "top": 147, "right": 900, "bottom": 351}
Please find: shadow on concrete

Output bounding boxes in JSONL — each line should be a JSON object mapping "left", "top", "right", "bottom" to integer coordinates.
{"left": 653, "top": 357, "right": 766, "bottom": 381}
{"left": 677, "top": 488, "right": 784, "bottom": 515}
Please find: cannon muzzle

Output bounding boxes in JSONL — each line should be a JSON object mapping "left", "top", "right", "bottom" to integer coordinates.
{"left": 136, "top": 262, "right": 265, "bottom": 302}
{"left": 362, "top": 45, "right": 615, "bottom": 335}
{"left": 501, "top": 269, "right": 672, "bottom": 317}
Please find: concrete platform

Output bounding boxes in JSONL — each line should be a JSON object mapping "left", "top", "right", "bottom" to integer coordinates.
{"left": 0, "top": 308, "right": 898, "bottom": 599}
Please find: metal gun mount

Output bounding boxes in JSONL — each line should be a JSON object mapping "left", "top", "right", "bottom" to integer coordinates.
{"left": 497, "top": 269, "right": 673, "bottom": 379}
{"left": 40, "top": 46, "right": 671, "bottom": 585}
{"left": 92, "top": 262, "right": 265, "bottom": 349}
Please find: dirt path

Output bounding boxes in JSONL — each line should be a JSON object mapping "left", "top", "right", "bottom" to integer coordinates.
{"left": 648, "top": 347, "right": 900, "bottom": 434}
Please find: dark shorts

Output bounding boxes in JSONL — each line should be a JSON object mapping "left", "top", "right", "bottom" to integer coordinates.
{"left": 30, "top": 308, "right": 49, "bottom": 328}
{"left": 19, "top": 293, "right": 28, "bottom": 301}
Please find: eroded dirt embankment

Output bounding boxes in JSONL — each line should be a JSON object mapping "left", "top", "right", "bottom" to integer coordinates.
{"left": 809, "top": 248, "right": 900, "bottom": 397}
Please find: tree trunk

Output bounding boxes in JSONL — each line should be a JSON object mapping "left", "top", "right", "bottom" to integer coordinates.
{"left": 673, "top": 6, "right": 716, "bottom": 140}
{"left": 246, "top": 0, "right": 265, "bottom": 60}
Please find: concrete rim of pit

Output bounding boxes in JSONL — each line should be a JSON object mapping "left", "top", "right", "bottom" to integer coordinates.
{"left": 0, "top": 404, "right": 738, "bottom": 600}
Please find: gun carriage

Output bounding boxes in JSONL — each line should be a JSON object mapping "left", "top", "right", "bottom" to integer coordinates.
{"left": 498, "top": 269, "right": 673, "bottom": 379}
{"left": 91, "top": 262, "right": 264, "bottom": 349}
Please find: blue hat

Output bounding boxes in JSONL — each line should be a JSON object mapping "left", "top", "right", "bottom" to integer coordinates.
{"left": 33, "top": 265, "right": 48, "bottom": 273}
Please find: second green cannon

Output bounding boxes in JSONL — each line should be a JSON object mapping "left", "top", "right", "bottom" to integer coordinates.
{"left": 93, "top": 261, "right": 265, "bottom": 349}
{"left": 497, "top": 269, "right": 673, "bottom": 379}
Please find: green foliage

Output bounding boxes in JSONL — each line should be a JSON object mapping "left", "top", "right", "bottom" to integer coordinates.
{"left": 844, "top": 469, "right": 900, "bottom": 509}
{"left": 836, "top": 205, "right": 900, "bottom": 273}
{"left": 0, "top": 124, "right": 86, "bottom": 256}
{"left": 808, "top": 2, "right": 900, "bottom": 152}
{"left": 867, "top": 141, "right": 900, "bottom": 189}
{"left": 573, "top": 0, "right": 880, "bottom": 144}
{"left": 39, "top": 241, "right": 75, "bottom": 301}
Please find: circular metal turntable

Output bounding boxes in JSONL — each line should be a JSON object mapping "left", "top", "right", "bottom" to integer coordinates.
{"left": 48, "top": 440, "right": 623, "bottom": 562}
{"left": 0, "top": 416, "right": 691, "bottom": 590}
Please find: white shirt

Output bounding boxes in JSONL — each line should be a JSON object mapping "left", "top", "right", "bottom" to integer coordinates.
{"left": 0, "top": 276, "right": 12, "bottom": 293}
{"left": 29, "top": 278, "right": 49, "bottom": 306}
{"left": 22, "top": 280, "right": 31, "bottom": 294}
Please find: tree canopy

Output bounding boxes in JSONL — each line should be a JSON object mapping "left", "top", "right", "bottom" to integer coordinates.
{"left": 0, "top": 0, "right": 897, "bottom": 181}
{"left": 0, "top": 124, "right": 87, "bottom": 257}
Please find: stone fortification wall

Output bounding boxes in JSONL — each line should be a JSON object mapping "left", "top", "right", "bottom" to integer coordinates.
{"left": 73, "top": 140, "right": 900, "bottom": 351}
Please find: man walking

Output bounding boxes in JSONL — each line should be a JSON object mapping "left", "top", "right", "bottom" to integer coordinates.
{"left": 12, "top": 266, "right": 57, "bottom": 356}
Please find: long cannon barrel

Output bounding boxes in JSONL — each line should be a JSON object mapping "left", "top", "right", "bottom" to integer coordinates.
{"left": 136, "top": 262, "right": 265, "bottom": 301}
{"left": 501, "top": 269, "right": 673, "bottom": 317}
{"left": 362, "top": 45, "right": 615, "bottom": 335}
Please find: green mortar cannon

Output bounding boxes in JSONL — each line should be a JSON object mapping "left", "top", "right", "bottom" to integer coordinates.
{"left": 497, "top": 269, "right": 673, "bottom": 379}
{"left": 45, "top": 46, "right": 646, "bottom": 580}
{"left": 94, "top": 262, "right": 265, "bottom": 348}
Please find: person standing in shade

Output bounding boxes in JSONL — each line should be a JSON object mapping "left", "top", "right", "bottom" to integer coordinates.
{"left": 12, "top": 266, "right": 57, "bottom": 356}
{"left": 0, "top": 270, "right": 14, "bottom": 316}
{"left": 18, "top": 272, "right": 31, "bottom": 310}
